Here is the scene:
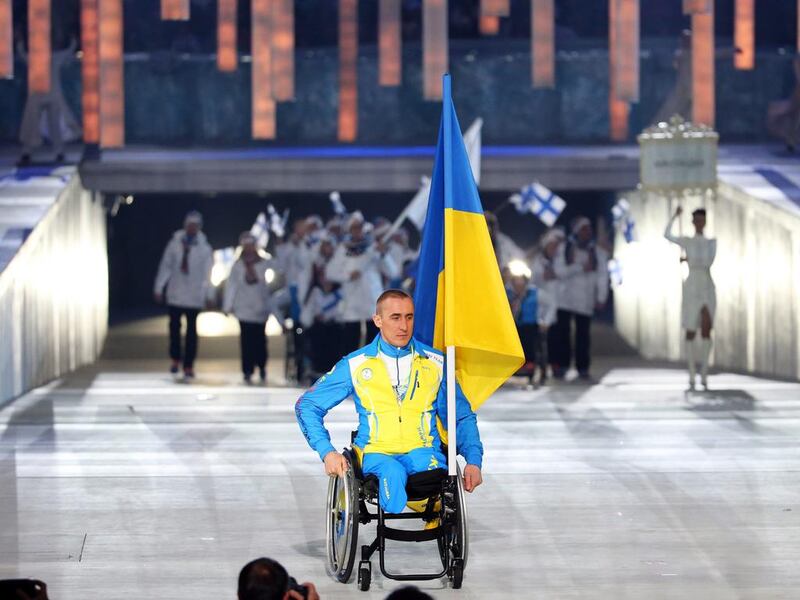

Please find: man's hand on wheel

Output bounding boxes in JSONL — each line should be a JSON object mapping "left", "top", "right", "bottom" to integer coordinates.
{"left": 463, "top": 464, "right": 483, "bottom": 492}
{"left": 323, "top": 451, "right": 349, "bottom": 477}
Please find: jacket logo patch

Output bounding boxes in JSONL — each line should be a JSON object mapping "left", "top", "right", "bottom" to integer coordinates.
{"left": 360, "top": 368, "right": 373, "bottom": 381}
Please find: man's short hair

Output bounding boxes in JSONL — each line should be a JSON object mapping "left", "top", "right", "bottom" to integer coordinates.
{"left": 692, "top": 208, "right": 707, "bottom": 217}
{"left": 376, "top": 289, "right": 413, "bottom": 313}
{"left": 237, "top": 557, "right": 288, "bottom": 600}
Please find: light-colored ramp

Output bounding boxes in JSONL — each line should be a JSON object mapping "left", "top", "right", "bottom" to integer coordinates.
{"left": 1, "top": 324, "right": 799, "bottom": 599}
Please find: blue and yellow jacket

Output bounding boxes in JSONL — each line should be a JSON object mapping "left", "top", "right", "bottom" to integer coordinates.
{"left": 295, "top": 335, "right": 483, "bottom": 467}
{"left": 507, "top": 285, "right": 539, "bottom": 326}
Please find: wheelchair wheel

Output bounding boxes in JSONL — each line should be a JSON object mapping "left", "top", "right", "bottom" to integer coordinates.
{"left": 358, "top": 563, "right": 371, "bottom": 591}
{"left": 438, "top": 465, "right": 469, "bottom": 572}
{"left": 325, "top": 465, "right": 359, "bottom": 582}
{"left": 455, "top": 464, "right": 469, "bottom": 569}
{"left": 452, "top": 558, "right": 464, "bottom": 589}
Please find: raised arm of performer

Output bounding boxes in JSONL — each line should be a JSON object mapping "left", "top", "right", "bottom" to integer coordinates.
{"left": 664, "top": 206, "right": 685, "bottom": 247}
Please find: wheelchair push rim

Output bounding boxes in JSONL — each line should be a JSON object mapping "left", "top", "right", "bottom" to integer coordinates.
{"left": 456, "top": 463, "right": 469, "bottom": 569}
{"left": 325, "top": 466, "right": 359, "bottom": 582}
{"left": 438, "top": 465, "right": 469, "bottom": 572}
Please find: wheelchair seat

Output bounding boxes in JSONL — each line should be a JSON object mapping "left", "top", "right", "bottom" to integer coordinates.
{"left": 361, "top": 468, "right": 448, "bottom": 502}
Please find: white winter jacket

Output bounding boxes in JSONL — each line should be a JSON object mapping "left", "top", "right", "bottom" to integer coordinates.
{"left": 154, "top": 230, "right": 213, "bottom": 310}
{"left": 325, "top": 244, "right": 399, "bottom": 322}
{"left": 274, "top": 239, "right": 315, "bottom": 299}
{"left": 300, "top": 286, "right": 343, "bottom": 328}
{"left": 553, "top": 240, "right": 609, "bottom": 317}
{"left": 495, "top": 232, "right": 525, "bottom": 267}
{"left": 223, "top": 258, "right": 273, "bottom": 323}
{"left": 531, "top": 254, "right": 559, "bottom": 326}
{"left": 387, "top": 242, "right": 417, "bottom": 278}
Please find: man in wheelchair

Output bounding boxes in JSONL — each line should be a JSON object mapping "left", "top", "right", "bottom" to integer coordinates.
{"left": 295, "top": 288, "right": 483, "bottom": 513}
{"left": 295, "top": 289, "right": 482, "bottom": 589}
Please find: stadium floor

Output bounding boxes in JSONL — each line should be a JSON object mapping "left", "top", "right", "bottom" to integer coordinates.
{"left": 1, "top": 320, "right": 799, "bottom": 599}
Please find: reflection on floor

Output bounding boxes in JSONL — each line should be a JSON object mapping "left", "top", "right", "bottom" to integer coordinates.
{"left": 1, "top": 327, "right": 800, "bottom": 598}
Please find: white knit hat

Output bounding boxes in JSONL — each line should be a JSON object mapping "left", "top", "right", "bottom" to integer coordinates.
{"left": 571, "top": 217, "right": 591, "bottom": 234}
{"left": 347, "top": 211, "right": 365, "bottom": 227}
{"left": 184, "top": 210, "right": 203, "bottom": 227}
{"left": 541, "top": 227, "right": 565, "bottom": 247}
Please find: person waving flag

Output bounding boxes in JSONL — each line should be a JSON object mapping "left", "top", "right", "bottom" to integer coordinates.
{"left": 413, "top": 75, "right": 524, "bottom": 473}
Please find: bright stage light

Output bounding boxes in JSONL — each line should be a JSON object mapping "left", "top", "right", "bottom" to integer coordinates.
{"left": 266, "top": 314, "right": 283, "bottom": 337}
{"left": 508, "top": 259, "right": 531, "bottom": 278}
{"left": 196, "top": 312, "right": 238, "bottom": 337}
{"left": 210, "top": 263, "right": 227, "bottom": 287}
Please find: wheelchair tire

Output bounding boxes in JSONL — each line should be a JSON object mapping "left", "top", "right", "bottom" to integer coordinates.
{"left": 455, "top": 464, "right": 469, "bottom": 569}
{"left": 451, "top": 558, "right": 464, "bottom": 589}
{"left": 438, "top": 465, "right": 469, "bottom": 571}
{"left": 358, "top": 566, "right": 371, "bottom": 591}
{"left": 325, "top": 463, "right": 359, "bottom": 583}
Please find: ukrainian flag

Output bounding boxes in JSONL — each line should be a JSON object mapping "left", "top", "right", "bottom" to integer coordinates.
{"left": 414, "top": 75, "right": 524, "bottom": 411}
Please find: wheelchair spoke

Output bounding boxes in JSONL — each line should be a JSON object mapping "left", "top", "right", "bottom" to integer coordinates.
{"left": 325, "top": 458, "right": 360, "bottom": 583}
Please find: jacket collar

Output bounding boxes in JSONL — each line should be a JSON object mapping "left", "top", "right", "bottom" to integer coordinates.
{"left": 364, "top": 334, "right": 414, "bottom": 358}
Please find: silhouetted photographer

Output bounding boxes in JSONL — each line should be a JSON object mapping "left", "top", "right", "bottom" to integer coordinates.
{"left": 237, "top": 558, "right": 319, "bottom": 600}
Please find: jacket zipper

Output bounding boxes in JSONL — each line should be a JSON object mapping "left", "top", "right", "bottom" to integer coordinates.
{"left": 393, "top": 350, "right": 416, "bottom": 423}
{"left": 400, "top": 371, "right": 419, "bottom": 424}
{"left": 396, "top": 354, "right": 402, "bottom": 422}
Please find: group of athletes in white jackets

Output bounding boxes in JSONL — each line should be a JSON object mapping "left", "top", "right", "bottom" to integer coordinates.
{"left": 154, "top": 208, "right": 613, "bottom": 385}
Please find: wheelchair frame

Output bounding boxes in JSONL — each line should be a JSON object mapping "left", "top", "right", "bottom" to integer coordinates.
{"left": 325, "top": 447, "right": 468, "bottom": 592}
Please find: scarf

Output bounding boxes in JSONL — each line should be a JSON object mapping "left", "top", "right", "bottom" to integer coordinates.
{"left": 243, "top": 253, "right": 260, "bottom": 285}
{"left": 180, "top": 234, "right": 196, "bottom": 274}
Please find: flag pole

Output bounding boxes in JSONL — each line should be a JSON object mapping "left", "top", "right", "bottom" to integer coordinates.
{"left": 442, "top": 73, "right": 457, "bottom": 477}
{"left": 446, "top": 346, "right": 457, "bottom": 476}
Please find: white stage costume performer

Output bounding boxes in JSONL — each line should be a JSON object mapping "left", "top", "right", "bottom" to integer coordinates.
{"left": 664, "top": 211, "right": 717, "bottom": 389}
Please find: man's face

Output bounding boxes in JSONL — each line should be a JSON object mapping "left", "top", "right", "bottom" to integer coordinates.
{"left": 349, "top": 221, "right": 364, "bottom": 241}
{"left": 544, "top": 238, "right": 561, "bottom": 258}
{"left": 373, "top": 296, "right": 414, "bottom": 347}
{"left": 576, "top": 224, "right": 592, "bottom": 244}
{"left": 292, "top": 221, "right": 311, "bottom": 242}
{"left": 692, "top": 213, "right": 706, "bottom": 232}
{"left": 185, "top": 222, "right": 200, "bottom": 237}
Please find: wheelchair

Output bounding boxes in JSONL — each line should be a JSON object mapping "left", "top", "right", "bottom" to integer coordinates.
{"left": 324, "top": 439, "right": 469, "bottom": 592}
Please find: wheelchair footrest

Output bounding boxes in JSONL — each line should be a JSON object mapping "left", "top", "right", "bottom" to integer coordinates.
{"left": 379, "top": 524, "right": 443, "bottom": 543}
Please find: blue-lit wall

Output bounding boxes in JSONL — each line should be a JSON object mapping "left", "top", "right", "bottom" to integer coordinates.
{"left": 0, "top": 41, "right": 795, "bottom": 145}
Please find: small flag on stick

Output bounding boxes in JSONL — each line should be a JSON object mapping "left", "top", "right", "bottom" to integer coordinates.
{"left": 329, "top": 191, "right": 347, "bottom": 217}
{"left": 250, "top": 212, "right": 269, "bottom": 249}
{"left": 509, "top": 182, "right": 566, "bottom": 227}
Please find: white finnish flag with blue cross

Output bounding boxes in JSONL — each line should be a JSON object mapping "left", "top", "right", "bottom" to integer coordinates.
{"left": 611, "top": 197, "right": 636, "bottom": 243}
{"left": 509, "top": 181, "right": 566, "bottom": 227}
{"left": 608, "top": 257, "right": 623, "bottom": 287}
{"left": 250, "top": 212, "right": 269, "bottom": 249}
{"left": 267, "top": 204, "right": 289, "bottom": 238}
{"left": 266, "top": 203, "right": 286, "bottom": 238}
{"left": 329, "top": 191, "right": 347, "bottom": 217}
